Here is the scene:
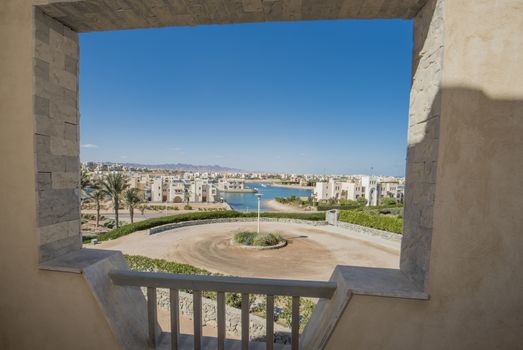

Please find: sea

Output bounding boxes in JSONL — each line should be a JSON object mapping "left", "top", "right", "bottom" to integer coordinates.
{"left": 221, "top": 182, "right": 312, "bottom": 212}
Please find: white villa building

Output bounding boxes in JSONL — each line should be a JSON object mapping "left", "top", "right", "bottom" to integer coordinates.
{"left": 218, "top": 178, "right": 246, "bottom": 192}
{"left": 314, "top": 175, "right": 404, "bottom": 206}
{"left": 149, "top": 176, "right": 219, "bottom": 203}
{"left": 189, "top": 179, "right": 219, "bottom": 203}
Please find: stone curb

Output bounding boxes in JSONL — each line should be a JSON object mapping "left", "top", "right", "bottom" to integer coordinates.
{"left": 149, "top": 217, "right": 327, "bottom": 235}
{"left": 229, "top": 239, "right": 288, "bottom": 250}
{"left": 335, "top": 221, "right": 402, "bottom": 242}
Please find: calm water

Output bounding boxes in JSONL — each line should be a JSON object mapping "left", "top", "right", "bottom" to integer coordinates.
{"left": 221, "top": 182, "right": 312, "bottom": 212}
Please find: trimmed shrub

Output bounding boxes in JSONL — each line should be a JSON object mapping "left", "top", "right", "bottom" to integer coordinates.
{"left": 253, "top": 233, "right": 283, "bottom": 246}
{"left": 234, "top": 232, "right": 284, "bottom": 246}
{"left": 233, "top": 231, "right": 257, "bottom": 245}
{"left": 339, "top": 210, "right": 403, "bottom": 234}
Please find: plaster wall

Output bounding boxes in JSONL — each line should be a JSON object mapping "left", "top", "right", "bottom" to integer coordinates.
{"left": 0, "top": 1, "right": 119, "bottom": 349}
{"left": 325, "top": 0, "right": 523, "bottom": 348}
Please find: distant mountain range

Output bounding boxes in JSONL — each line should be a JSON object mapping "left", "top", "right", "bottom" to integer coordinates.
{"left": 116, "top": 162, "right": 245, "bottom": 173}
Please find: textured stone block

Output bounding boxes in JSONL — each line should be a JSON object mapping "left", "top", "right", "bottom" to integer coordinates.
{"left": 35, "top": 39, "right": 52, "bottom": 62}
{"left": 34, "top": 58, "right": 49, "bottom": 81}
{"left": 64, "top": 156, "right": 80, "bottom": 173}
{"left": 64, "top": 55, "right": 78, "bottom": 75}
{"left": 34, "top": 78, "right": 60, "bottom": 100}
{"left": 50, "top": 67, "right": 77, "bottom": 91}
{"left": 35, "top": 114, "right": 66, "bottom": 137}
{"left": 39, "top": 235, "right": 81, "bottom": 262}
{"left": 63, "top": 122, "right": 78, "bottom": 141}
{"left": 37, "top": 172, "right": 52, "bottom": 192}
{"left": 52, "top": 171, "right": 79, "bottom": 189}
{"left": 50, "top": 136, "right": 78, "bottom": 157}
{"left": 34, "top": 95, "right": 49, "bottom": 116}
{"left": 50, "top": 99, "right": 77, "bottom": 123}
{"left": 49, "top": 48, "right": 66, "bottom": 70}
{"left": 37, "top": 188, "right": 80, "bottom": 226}
{"left": 38, "top": 219, "right": 80, "bottom": 245}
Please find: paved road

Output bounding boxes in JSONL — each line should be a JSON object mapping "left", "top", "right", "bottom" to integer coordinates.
{"left": 91, "top": 222, "right": 400, "bottom": 281}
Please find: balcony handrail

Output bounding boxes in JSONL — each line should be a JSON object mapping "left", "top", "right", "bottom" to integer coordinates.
{"left": 109, "top": 270, "right": 337, "bottom": 350}
{"left": 109, "top": 270, "right": 337, "bottom": 299}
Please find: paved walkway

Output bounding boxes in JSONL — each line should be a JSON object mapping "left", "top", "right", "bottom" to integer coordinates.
{"left": 91, "top": 222, "right": 400, "bottom": 281}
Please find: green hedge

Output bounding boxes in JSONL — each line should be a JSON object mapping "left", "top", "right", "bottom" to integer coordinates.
{"left": 93, "top": 210, "right": 325, "bottom": 242}
{"left": 316, "top": 204, "right": 362, "bottom": 211}
{"left": 338, "top": 210, "right": 403, "bottom": 234}
{"left": 125, "top": 254, "right": 215, "bottom": 275}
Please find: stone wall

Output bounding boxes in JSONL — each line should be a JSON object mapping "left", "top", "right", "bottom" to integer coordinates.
{"left": 335, "top": 222, "right": 402, "bottom": 243}
{"left": 401, "top": 0, "right": 444, "bottom": 289}
{"left": 33, "top": 8, "right": 81, "bottom": 262}
{"left": 149, "top": 217, "right": 327, "bottom": 235}
{"left": 153, "top": 289, "right": 292, "bottom": 344}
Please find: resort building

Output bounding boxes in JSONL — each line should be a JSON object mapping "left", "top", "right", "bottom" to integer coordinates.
{"left": 167, "top": 181, "right": 187, "bottom": 203}
{"left": 189, "top": 179, "right": 219, "bottom": 203}
{"left": 218, "top": 178, "right": 246, "bottom": 192}
{"left": 361, "top": 175, "right": 379, "bottom": 206}
{"left": 150, "top": 177, "right": 165, "bottom": 202}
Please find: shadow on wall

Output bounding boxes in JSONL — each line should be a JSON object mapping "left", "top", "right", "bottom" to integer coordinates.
{"left": 401, "top": 86, "right": 523, "bottom": 293}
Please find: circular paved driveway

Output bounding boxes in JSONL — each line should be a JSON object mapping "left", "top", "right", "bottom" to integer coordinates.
{"left": 94, "top": 222, "right": 400, "bottom": 280}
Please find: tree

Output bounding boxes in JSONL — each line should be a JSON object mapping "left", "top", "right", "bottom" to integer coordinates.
{"left": 101, "top": 173, "right": 129, "bottom": 229}
{"left": 124, "top": 188, "right": 142, "bottom": 224}
{"left": 88, "top": 182, "right": 106, "bottom": 229}
{"left": 80, "top": 170, "right": 92, "bottom": 201}
{"left": 357, "top": 196, "right": 368, "bottom": 206}
{"left": 380, "top": 196, "right": 397, "bottom": 206}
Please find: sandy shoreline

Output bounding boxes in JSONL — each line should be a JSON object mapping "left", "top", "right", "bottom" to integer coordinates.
{"left": 264, "top": 199, "right": 310, "bottom": 212}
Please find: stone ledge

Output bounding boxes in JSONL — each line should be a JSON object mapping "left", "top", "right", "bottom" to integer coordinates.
{"left": 335, "top": 266, "right": 428, "bottom": 300}
{"left": 39, "top": 248, "right": 150, "bottom": 348}
{"left": 301, "top": 265, "right": 428, "bottom": 350}
{"left": 39, "top": 248, "right": 120, "bottom": 273}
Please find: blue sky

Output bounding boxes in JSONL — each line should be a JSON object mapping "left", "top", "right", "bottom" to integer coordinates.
{"left": 80, "top": 19, "right": 413, "bottom": 176}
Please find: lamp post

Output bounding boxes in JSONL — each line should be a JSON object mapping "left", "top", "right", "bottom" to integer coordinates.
{"left": 256, "top": 192, "right": 262, "bottom": 234}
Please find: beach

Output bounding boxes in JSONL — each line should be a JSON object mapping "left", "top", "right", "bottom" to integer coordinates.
{"left": 264, "top": 199, "right": 312, "bottom": 212}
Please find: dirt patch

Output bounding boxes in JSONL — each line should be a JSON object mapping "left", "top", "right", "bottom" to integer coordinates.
{"left": 93, "top": 222, "right": 399, "bottom": 280}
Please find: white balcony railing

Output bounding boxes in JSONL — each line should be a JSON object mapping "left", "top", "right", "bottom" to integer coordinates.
{"left": 109, "top": 271, "right": 337, "bottom": 350}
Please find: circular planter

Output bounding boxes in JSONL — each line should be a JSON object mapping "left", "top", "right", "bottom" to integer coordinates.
{"left": 230, "top": 239, "right": 288, "bottom": 250}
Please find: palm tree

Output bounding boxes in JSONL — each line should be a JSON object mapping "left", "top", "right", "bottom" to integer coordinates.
{"left": 81, "top": 169, "right": 91, "bottom": 190}
{"left": 124, "top": 188, "right": 142, "bottom": 224}
{"left": 80, "top": 170, "right": 92, "bottom": 201}
{"left": 89, "top": 183, "right": 106, "bottom": 229}
{"left": 101, "top": 173, "right": 129, "bottom": 229}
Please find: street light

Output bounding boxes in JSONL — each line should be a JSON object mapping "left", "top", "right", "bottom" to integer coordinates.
{"left": 255, "top": 192, "right": 262, "bottom": 234}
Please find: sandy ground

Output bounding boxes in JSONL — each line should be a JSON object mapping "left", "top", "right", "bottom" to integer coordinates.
{"left": 90, "top": 222, "right": 399, "bottom": 281}
{"left": 263, "top": 199, "right": 309, "bottom": 212}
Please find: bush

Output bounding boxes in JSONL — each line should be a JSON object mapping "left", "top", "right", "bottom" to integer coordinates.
{"left": 339, "top": 210, "right": 403, "bottom": 234}
{"left": 233, "top": 232, "right": 285, "bottom": 247}
{"left": 184, "top": 204, "right": 193, "bottom": 210}
{"left": 379, "top": 196, "right": 397, "bottom": 206}
{"left": 233, "top": 231, "right": 257, "bottom": 245}
{"left": 253, "top": 233, "right": 283, "bottom": 246}
{"left": 125, "top": 254, "right": 213, "bottom": 275}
